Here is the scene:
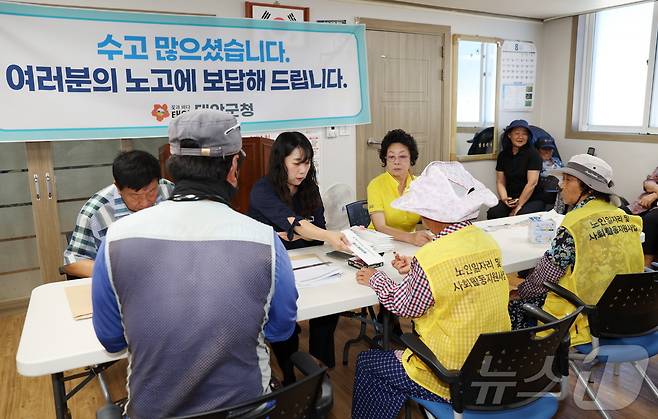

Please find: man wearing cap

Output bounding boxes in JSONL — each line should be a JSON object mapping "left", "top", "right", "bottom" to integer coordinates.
{"left": 509, "top": 154, "right": 643, "bottom": 347}
{"left": 91, "top": 110, "right": 298, "bottom": 418}
{"left": 351, "top": 161, "right": 511, "bottom": 419}
{"left": 488, "top": 119, "right": 544, "bottom": 219}
{"left": 63, "top": 150, "right": 174, "bottom": 278}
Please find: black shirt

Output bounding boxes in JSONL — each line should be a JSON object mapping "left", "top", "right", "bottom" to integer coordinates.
{"left": 248, "top": 177, "right": 326, "bottom": 250}
{"left": 495, "top": 145, "right": 542, "bottom": 199}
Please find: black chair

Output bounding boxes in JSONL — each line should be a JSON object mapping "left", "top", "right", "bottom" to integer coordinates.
{"left": 542, "top": 272, "right": 658, "bottom": 419}
{"left": 402, "top": 304, "right": 583, "bottom": 418}
{"left": 97, "top": 352, "right": 332, "bottom": 419}
{"left": 466, "top": 127, "right": 494, "bottom": 155}
{"left": 345, "top": 200, "right": 370, "bottom": 228}
{"left": 341, "top": 200, "right": 386, "bottom": 365}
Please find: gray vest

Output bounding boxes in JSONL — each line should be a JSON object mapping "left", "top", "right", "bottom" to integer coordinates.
{"left": 104, "top": 200, "right": 276, "bottom": 418}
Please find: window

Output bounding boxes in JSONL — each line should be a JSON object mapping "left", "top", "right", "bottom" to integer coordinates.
{"left": 571, "top": 2, "right": 658, "bottom": 135}
{"left": 456, "top": 40, "right": 497, "bottom": 126}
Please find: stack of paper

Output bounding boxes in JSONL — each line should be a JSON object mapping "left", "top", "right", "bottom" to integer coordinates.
{"left": 349, "top": 226, "right": 394, "bottom": 253}
{"left": 291, "top": 254, "right": 342, "bottom": 288}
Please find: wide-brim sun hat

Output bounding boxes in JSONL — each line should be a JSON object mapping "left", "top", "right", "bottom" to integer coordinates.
{"left": 391, "top": 161, "right": 498, "bottom": 223}
{"left": 504, "top": 119, "right": 534, "bottom": 142}
{"left": 549, "top": 153, "right": 616, "bottom": 195}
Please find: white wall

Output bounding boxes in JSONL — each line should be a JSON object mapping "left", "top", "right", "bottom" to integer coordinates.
{"left": 16, "top": 0, "right": 544, "bottom": 196}
{"left": 539, "top": 17, "right": 657, "bottom": 202}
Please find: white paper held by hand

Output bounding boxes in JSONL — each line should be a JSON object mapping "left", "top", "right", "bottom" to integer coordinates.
{"left": 341, "top": 229, "right": 385, "bottom": 266}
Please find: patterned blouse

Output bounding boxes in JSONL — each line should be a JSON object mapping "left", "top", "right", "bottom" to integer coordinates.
{"left": 517, "top": 195, "right": 596, "bottom": 298}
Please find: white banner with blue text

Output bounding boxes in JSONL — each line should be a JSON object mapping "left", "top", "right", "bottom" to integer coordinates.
{"left": 0, "top": 2, "right": 370, "bottom": 142}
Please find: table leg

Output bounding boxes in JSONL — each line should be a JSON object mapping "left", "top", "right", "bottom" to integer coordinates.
{"left": 382, "top": 310, "right": 390, "bottom": 351}
{"left": 52, "top": 372, "right": 70, "bottom": 419}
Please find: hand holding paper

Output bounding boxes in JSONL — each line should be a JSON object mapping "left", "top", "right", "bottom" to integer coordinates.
{"left": 325, "top": 230, "right": 351, "bottom": 253}
{"left": 341, "top": 229, "right": 384, "bottom": 266}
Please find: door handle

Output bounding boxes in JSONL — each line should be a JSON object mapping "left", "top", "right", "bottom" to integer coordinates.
{"left": 45, "top": 172, "right": 53, "bottom": 199}
{"left": 367, "top": 138, "right": 382, "bottom": 146}
{"left": 33, "top": 174, "right": 40, "bottom": 200}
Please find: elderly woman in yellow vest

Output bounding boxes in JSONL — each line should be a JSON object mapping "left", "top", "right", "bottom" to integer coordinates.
{"left": 367, "top": 129, "right": 434, "bottom": 246}
{"left": 351, "top": 161, "right": 511, "bottom": 419}
{"left": 509, "top": 154, "right": 644, "bottom": 347}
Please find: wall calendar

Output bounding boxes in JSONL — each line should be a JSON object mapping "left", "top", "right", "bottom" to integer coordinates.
{"left": 501, "top": 40, "right": 536, "bottom": 111}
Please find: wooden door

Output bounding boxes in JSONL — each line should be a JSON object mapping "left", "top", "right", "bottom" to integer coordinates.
{"left": 230, "top": 136, "right": 274, "bottom": 213}
{"left": 356, "top": 19, "right": 450, "bottom": 199}
{"left": 159, "top": 137, "right": 273, "bottom": 214}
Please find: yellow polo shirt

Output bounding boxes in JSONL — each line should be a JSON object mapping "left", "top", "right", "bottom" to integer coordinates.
{"left": 366, "top": 171, "right": 420, "bottom": 232}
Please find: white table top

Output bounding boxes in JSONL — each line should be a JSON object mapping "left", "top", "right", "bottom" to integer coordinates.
{"left": 14, "top": 212, "right": 559, "bottom": 378}
{"left": 296, "top": 212, "right": 559, "bottom": 321}
{"left": 473, "top": 212, "right": 557, "bottom": 273}
{"left": 16, "top": 277, "right": 126, "bottom": 377}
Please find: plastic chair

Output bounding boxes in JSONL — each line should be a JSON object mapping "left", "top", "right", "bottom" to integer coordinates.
{"left": 401, "top": 304, "right": 583, "bottom": 419}
{"left": 542, "top": 271, "right": 658, "bottom": 419}
{"left": 345, "top": 200, "right": 370, "bottom": 228}
{"left": 97, "top": 352, "right": 332, "bottom": 419}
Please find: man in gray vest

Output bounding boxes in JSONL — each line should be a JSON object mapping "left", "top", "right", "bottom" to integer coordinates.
{"left": 91, "top": 110, "right": 298, "bottom": 418}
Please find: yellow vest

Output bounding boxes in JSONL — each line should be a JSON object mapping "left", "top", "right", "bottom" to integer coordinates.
{"left": 542, "top": 200, "right": 644, "bottom": 346}
{"left": 401, "top": 225, "right": 511, "bottom": 400}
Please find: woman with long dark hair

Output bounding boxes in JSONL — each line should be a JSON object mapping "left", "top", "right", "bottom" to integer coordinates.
{"left": 249, "top": 131, "right": 348, "bottom": 250}
{"left": 248, "top": 131, "right": 348, "bottom": 383}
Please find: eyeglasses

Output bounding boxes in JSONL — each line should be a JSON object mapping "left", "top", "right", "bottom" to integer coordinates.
{"left": 386, "top": 155, "right": 410, "bottom": 162}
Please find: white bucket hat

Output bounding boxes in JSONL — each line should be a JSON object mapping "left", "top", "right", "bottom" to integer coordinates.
{"left": 392, "top": 161, "right": 498, "bottom": 223}
{"left": 549, "top": 154, "right": 615, "bottom": 194}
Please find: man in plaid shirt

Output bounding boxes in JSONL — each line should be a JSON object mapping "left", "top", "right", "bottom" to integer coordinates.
{"left": 63, "top": 150, "right": 173, "bottom": 278}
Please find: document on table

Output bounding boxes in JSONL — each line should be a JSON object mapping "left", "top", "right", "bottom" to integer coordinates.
{"left": 65, "top": 284, "right": 93, "bottom": 320}
{"left": 349, "top": 226, "right": 394, "bottom": 253}
{"left": 290, "top": 253, "right": 342, "bottom": 288}
{"left": 341, "top": 229, "right": 385, "bottom": 266}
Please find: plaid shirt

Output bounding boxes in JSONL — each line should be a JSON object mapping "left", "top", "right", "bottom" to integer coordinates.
{"left": 64, "top": 179, "right": 174, "bottom": 264}
{"left": 368, "top": 221, "right": 472, "bottom": 317}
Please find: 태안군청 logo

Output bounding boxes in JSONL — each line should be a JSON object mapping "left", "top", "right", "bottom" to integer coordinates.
{"left": 151, "top": 104, "right": 170, "bottom": 122}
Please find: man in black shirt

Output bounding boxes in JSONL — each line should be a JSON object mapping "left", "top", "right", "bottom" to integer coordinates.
{"left": 487, "top": 119, "right": 544, "bottom": 219}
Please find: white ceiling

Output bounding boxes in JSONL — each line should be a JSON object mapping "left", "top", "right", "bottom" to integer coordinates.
{"left": 375, "top": 0, "right": 650, "bottom": 20}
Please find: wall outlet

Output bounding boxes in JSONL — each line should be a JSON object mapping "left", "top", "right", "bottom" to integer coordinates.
{"left": 326, "top": 126, "right": 337, "bottom": 138}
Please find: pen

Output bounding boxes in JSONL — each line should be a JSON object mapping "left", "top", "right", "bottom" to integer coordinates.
{"left": 293, "top": 261, "right": 332, "bottom": 271}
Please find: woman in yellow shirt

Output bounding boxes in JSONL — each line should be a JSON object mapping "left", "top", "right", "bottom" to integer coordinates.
{"left": 367, "top": 129, "right": 434, "bottom": 246}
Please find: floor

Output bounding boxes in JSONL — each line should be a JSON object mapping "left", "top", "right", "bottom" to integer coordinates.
{"left": 1, "top": 310, "right": 657, "bottom": 418}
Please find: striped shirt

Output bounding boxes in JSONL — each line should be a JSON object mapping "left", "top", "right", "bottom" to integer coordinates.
{"left": 64, "top": 179, "right": 174, "bottom": 264}
{"left": 368, "top": 221, "right": 472, "bottom": 317}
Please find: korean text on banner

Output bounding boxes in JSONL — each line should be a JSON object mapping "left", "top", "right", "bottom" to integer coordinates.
{"left": 0, "top": 2, "right": 370, "bottom": 142}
